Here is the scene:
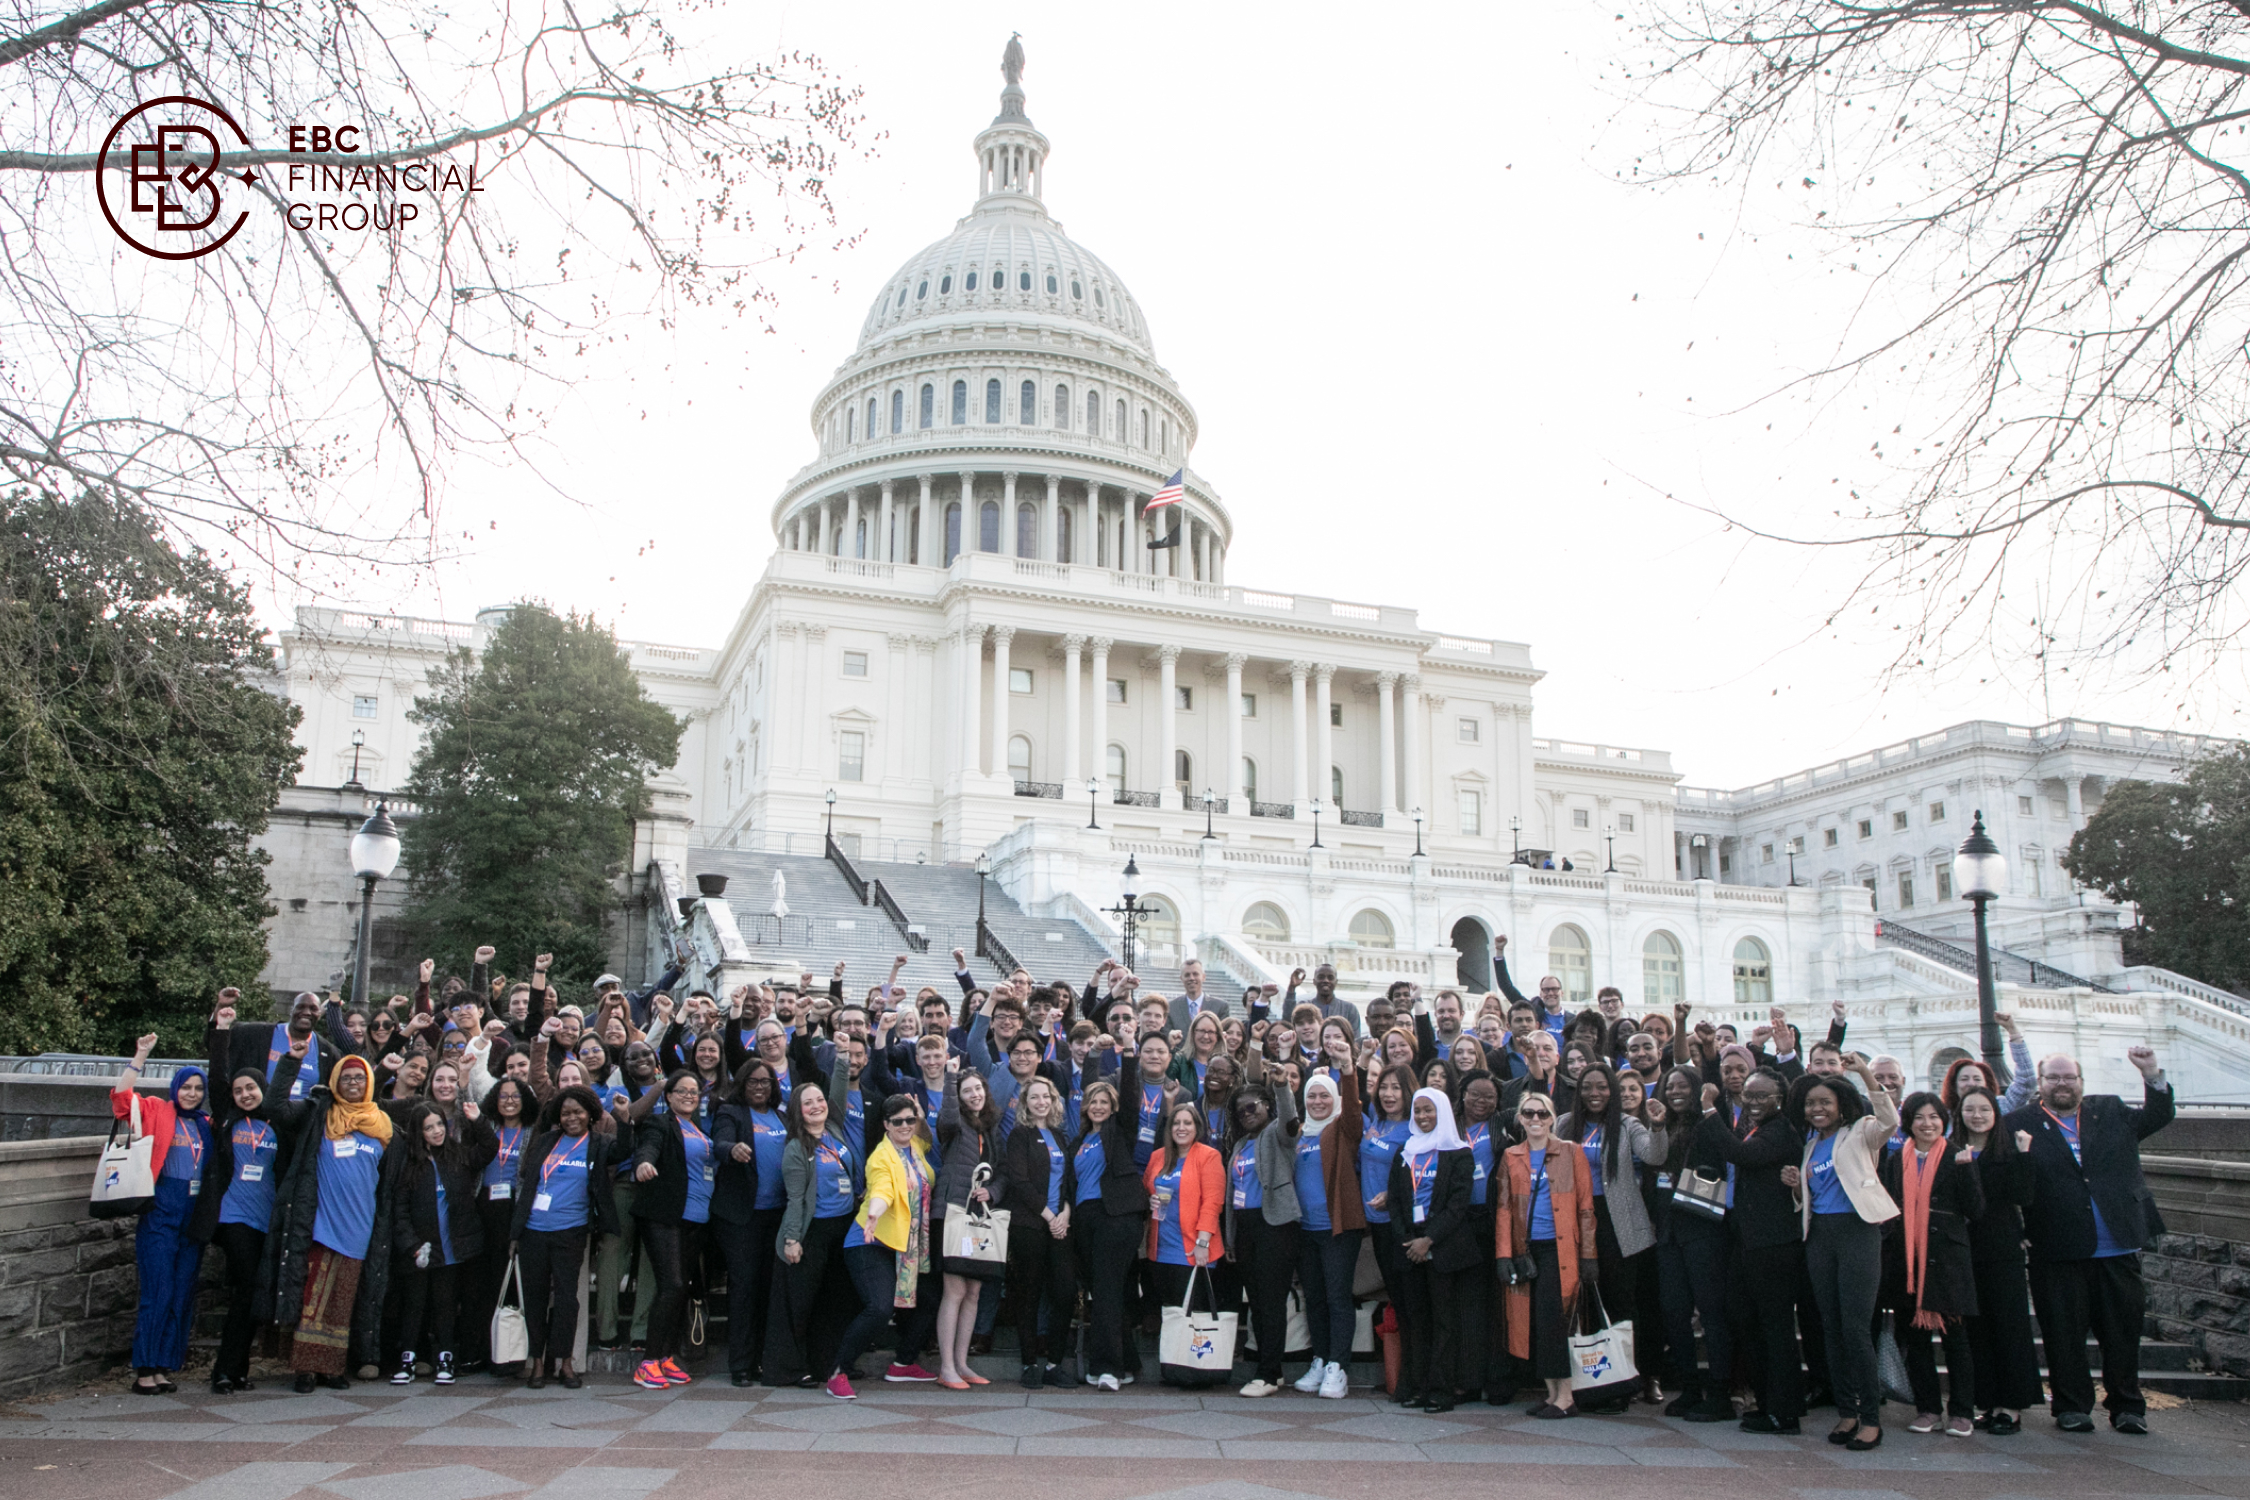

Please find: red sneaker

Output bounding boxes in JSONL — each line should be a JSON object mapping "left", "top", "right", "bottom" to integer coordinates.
{"left": 885, "top": 1362, "right": 938, "bottom": 1383}
{"left": 825, "top": 1372, "right": 856, "bottom": 1401}
{"left": 631, "top": 1361, "right": 668, "bottom": 1389}
{"left": 659, "top": 1358, "right": 692, "bottom": 1385}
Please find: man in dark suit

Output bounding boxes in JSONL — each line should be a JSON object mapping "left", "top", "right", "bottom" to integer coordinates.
{"left": 1166, "top": 959, "right": 1230, "bottom": 1035}
{"left": 2005, "top": 1044, "right": 2173, "bottom": 1435}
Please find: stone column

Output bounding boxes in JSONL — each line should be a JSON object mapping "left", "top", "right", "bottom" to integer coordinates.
{"left": 1157, "top": 644, "right": 1181, "bottom": 808}
{"left": 1002, "top": 472, "right": 1019, "bottom": 557}
{"left": 883, "top": 633, "right": 909, "bottom": 780}
{"left": 961, "top": 622, "right": 984, "bottom": 775}
{"left": 960, "top": 471, "right": 978, "bottom": 555}
{"left": 1226, "top": 653, "right": 1247, "bottom": 807}
{"left": 1062, "top": 634, "right": 1084, "bottom": 795}
{"left": 915, "top": 474, "right": 933, "bottom": 566}
{"left": 878, "top": 480, "right": 895, "bottom": 563}
{"left": 989, "top": 626, "right": 1016, "bottom": 778}
{"left": 1676, "top": 831, "right": 1691, "bottom": 881}
{"left": 1089, "top": 637, "right": 1112, "bottom": 791}
{"left": 1402, "top": 673, "right": 1424, "bottom": 824}
{"left": 845, "top": 488, "right": 861, "bottom": 559}
{"left": 1043, "top": 474, "right": 1060, "bottom": 562}
{"left": 1314, "top": 664, "right": 1335, "bottom": 810}
{"left": 1377, "top": 671, "right": 1400, "bottom": 815}
{"left": 814, "top": 498, "right": 830, "bottom": 556}
{"left": 769, "top": 623, "right": 797, "bottom": 770}
{"left": 1077, "top": 482, "right": 1095, "bottom": 565}
{"left": 1289, "top": 661, "right": 1310, "bottom": 807}
{"left": 799, "top": 624, "right": 824, "bottom": 775}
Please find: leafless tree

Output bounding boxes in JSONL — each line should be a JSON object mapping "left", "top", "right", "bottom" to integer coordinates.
{"left": 0, "top": 0, "right": 864, "bottom": 586}
{"left": 1620, "top": 0, "right": 2250, "bottom": 681}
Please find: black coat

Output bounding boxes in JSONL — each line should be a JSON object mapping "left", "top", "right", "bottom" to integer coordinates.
{"left": 630, "top": 1112, "right": 708, "bottom": 1223}
{"left": 1003, "top": 1122, "right": 1074, "bottom": 1219}
{"left": 1074, "top": 1069, "right": 1159, "bottom": 1218}
{"left": 211, "top": 1021, "right": 342, "bottom": 1108}
{"left": 1384, "top": 1147, "right": 1481, "bottom": 1273}
{"left": 1965, "top": 1141, "right": 2034, "bottom": 1263}
{"left": 1690, "top": 1109, "right": 1800, "bottom": 1250}
{"left": 506, "top": 1126, "right": 624, "bottom": 1241}
{"left": 251, "top": 1091, "right": 395, "bottom": 1372}
{"left": 1878, "top": 1142, "right": 1985, "bottom": 1317}
{"left": 386, "top": 1119, "right": 500, "bottom": 1266}
{"left": 2005, "top": 1080, "right": 2174, "bottom": 1261}
{"left": 708, "top": 1101, "right": 768, "bottom": 1226}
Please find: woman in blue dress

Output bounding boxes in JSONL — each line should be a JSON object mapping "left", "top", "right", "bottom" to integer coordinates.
{"left": 112, "top": 1034, "right": 213, "bottom": 1394}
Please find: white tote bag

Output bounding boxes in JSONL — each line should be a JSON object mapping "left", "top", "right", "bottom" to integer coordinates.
{"left": 942, "top": 1164, "right": 1011, "bottom": 1274}
{"left": 89, "top": 1091, "right": 157, "bottom": 1219}
{"left": 1568, "top": 1285, "right": 1638, "bottom": 1396}
{"left": 1158, "top": 1264, "right": 1237, "bottom": 1387}
{"left": 489, "top": 1254, "right": 530, "bottom": 1366}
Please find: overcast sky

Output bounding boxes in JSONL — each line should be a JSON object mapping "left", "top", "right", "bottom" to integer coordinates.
{"left": 309, "top": 0, "right": 2247, "bottom": 790}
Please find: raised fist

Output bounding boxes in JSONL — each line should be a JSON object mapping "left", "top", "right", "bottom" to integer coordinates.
{"left": 2014, "top": 1129, "right": 2034, "bottom": 1152}
{"left": 419, "top": 959, "right": 435, "bottom": 983}
{"left": 952, "top": 947, "right": 967, "bottom": 968}
{"left": 1288, "top": 968, "right": 1307, "bottom": 989}
{"left": 475, "top": 946, "right": 496, "bottom": 964}
{"left": 534, "top": 953, "right": 553, "bottom": 972}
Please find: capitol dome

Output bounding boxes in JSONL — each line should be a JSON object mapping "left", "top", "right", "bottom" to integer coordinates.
{"left": 768, "top": 41, "right": 1229, "bottom": 585}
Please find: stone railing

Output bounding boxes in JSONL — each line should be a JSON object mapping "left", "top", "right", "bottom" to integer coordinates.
{"left": 0, "top": 1135, "right": 159, "bottom": 1398}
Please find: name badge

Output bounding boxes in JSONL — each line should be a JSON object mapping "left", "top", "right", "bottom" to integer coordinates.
{"left": 1656, "top": 1172, "right": 1673, "bottom": 1189}
{"left": 489, "top": 1182, "right": 512, "bottom": 1199}
{"left": 239, "top": 1164, "right": 263, "bottom": 1182}
{"left": 533, "top": 1192, "right": 553, "bottom": 1212}
{"left": 333, "top": 1138, "right": 356, "bottom": 1157}
{"left": 702, "top": 1166, "right": 715, "bottom": 1183}
{"left": 1412, "top": 1203, "right": 1427, "bottom": 1223}
{"left": 1232, "top": 1188, "right": 1248, "bottom": 1208}
{"left": 289, "top": 1081, "right": 308, "bottom": 1100}
{"left": 187, "top": 1177, "right": 201, "bottom": 1195}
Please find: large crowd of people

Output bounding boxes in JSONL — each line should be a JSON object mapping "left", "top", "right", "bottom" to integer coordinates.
{"left": 108, "top": 933, "right": 2177, "bottom": 1444}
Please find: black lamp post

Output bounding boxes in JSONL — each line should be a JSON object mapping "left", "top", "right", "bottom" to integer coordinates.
{"left": 1104, "top": 854, "right": 1144, "bottom": 973}
{"left": 1201, "top": 786, "right": 1217, "bottom": 840}
{"left": 1604, "top": 824, "right": 1617, "bottom": 873}
{"left": 1309, "top": 797, "right": 1324, "bottom": 850}
{"left": 1412, "top": 805, "right": 1424, "bottom": 858}
{"left": 1953, "top": 810, "right": 2009, "bottom": 1077}
{"left": 1509, "top": 815, "right": 1522, "bottom": 860}
{"left": 1086, "top": 776, "right": 1102, "bottom": 830}
{"left": 348, "top": 801, "right": 402, "bottom": 1005}
{"left": 346, "top": 728, "right": 366, "bottom": 790}
{"left": 1786, "top": 845, "right": 1801, "bottom": 886}
{"left": 824, "top": 787, "right": 837, "bottom": 842}
{"left": 975, "top": 850, "right": 989, "bottom": 924}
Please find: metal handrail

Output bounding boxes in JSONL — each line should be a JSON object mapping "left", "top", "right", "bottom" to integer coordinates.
{"left": 1113, "top": 790, "right": 1159, "bottom": 808}
{"left": 1013, "top": 780, "right": 1063, "bottom": 799}
{"left": 825, "top": 833, "right": 868, "bottom": 904}
{"left": 977, "top": 917, "right": 1023, "bottom": 978}
{"left": 1874, "top": 919, "right": 2117, "bottom": 993}
{"left": 870, "top": 879, "right": 929, "bottom": 952}
{"left": 1340, "top": 809, "right": 1385, "bottom": 828}
{"left": 1250, "top": 800, "right": 1295, "bottom": 819}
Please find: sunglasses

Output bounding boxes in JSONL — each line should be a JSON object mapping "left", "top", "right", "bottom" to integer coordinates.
{"left": 1519, "top": 1109, "right": 1553, "bottom": 1120}
{"left": 885, "top": 1115, "right": 920, "bottom": 1128}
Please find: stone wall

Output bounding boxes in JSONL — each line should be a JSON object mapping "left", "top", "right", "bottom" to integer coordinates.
{"left": 0, "top": 1136, "right": 151, "bottom": 1399}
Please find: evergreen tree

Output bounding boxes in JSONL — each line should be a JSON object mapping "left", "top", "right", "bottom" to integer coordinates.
{"left": 0, "top": 491, "right": 302, "bottom": 1056}
{"left": 400, "top": 604, "right": 682, "bottom": 991}
{"left": 2065, "top": 744, "right": 2250, "bottom": 997}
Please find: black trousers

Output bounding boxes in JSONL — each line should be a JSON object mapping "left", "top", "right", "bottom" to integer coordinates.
{"left": 393, "top": 1258, "right": 466, "bottom": 1359}
{"left": 1728, "top": 1238, "right": 1805, "bottom": 1420}
{"left": 1009, "top": 1216, "right": 1080, "bottom": 1364}
{"left": 715, "top": 1207, "right": 784, "bottom": 1378}
{"left": 764, "top": 1213, "right": 852, "bottom": 1384}
{"left": 640, "top": 1218, "right": 709, "bottom": 1362}
{"left": 1523, "top": 1239, "right": 1570, "bottom": 1381}
{"left": 1896, "top": 1304, "right": 1976, "bottom": 1417}
{"left": 1472, "top": 1212, "right": 1511, "bottom": 1396}
{"left": 2031, "top": 1253, "right": 2145, "bottom": 1418}
{"left": 212, "top": 1221, "right": 265, "bottom": 1383}
{"left": 1661, "top": 1217, "right": 1732, "bottom": 1401}
{"left": 461, "top": 1198, "right": 516, "bottom": 1367}
{"left": 1072, "top": 1201, "right": 1143, "bottom": 1377}
{"left": 1396, "top": 1254, "right": 1475, "bottom": 1397}
{"left": 1234, "top": 1215, "right": 1300, "bottom": 1381}
{"left": 1967, "top": 1251, "right": 2044, "bottom": 1411}
{"left": 519, "top": 1224, "right": 589, "bottom": 1366}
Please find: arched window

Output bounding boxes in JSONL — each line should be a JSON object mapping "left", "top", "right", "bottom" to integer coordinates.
{"left": 944, "top": 504, "right": 961, "bottom": 564}
{"left": 1927, "top": 1046, "right": 1972, "bottom": 1091}
{"left": 916, "top": 279, "right": 928, "bottom": 300}
{"left": 1175, "top": 749, "right": 1192, "bottom": 794}
{"left": 1161, "top": 418, "right": 1170, "bottom": 455}
{"left": 1243, "top": 902, "right": 1290, "bottom": 941}
{"left": 1643, "top": 931, "right": 1684, "bottom": 1008}
{"left": 940, "top": 273, "right": 952, "bottom": 294}
{"left": 1733, "top": 937, "right": 1772, "bottom": 1007}
{"left": 1071, "top": 279, "right": 1083, "bottom": 299}
{"left": 979, "top": 501, "right": 1000, "bottom": 553}
{"left": 1016, "top": 503, "right": 1036, "bottom": 558}
{"left": 845, "top": 406, "right": 855, "bottom": 443}
{"left": 992, "top": 265, "right": 1004, "bottom": 290}
{"left": 985, "top": 379, "right": 1002, "bottom": 424}
{"left": 1115, "top": 399, "right": 1126, "bottom": 438}
{"left": 1331, "top": 766, "right": 1344, "bottom": 806}
{"left": 1139, "top": 409, "right": 1149, "bottom": 448}
{"left": 1056, "top": 505, "right": 1072, "bottom": 562}
{"left": 1095, "top": 285, "right": 1105, "bottom": 308}
{"left": 1018, "top": 269, "right": 1031, "bottom": 291}
{"left": 889, "top": 390, "right": 903, "bottom": 435}
{"left": 1054, "top": 383, "right": 1069, "bottom": 429}
{"left": 1138, "top": 896, "right": 1179, "bottom": 948}
{"left": 865, "top": 397, "right": 876, "bottom": 440}
{"left": 1106, "top": 744, "right": 1127, "bottom": 797}
{"left": 1242, "top": 758, "right": 1257, "bottom": 802}
{"left": 1548, "top": 924, "right": 1592, "bottom": 1007}
{"left": 1349, "top": 909, "right": 1395, "bottom": 949}
{"left": 965, "top": 270, "right": 978, "bottom": 291}
{"left": 918, "top": 384, "right": 934, "bottom": 429}
{"left": 1045, "top": 273, "right": 1058, "bottom": 294}
{"left": 1020, "top": 379, "right": 1036, "bottom": 425}
{"left": 896, "top": 285, "right": 907, "bottom": 307}
{"left": 854, "top": 517, "right": 866, "bottom": 558}
{"left": 1087, "top": 390, "right": 1101, "bottom": 434}
{"left": 951, "top": 380, "right": 967, "bottom": 425}
{"left": 1007, "top": 735, "right": 1032, "bottom": 783}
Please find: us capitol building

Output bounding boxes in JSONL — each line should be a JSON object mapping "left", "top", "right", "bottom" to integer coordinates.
{"left": 262, "top": 46, "right": 2250, "bottom": 1100}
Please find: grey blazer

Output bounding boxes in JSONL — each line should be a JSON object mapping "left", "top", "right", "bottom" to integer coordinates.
{"left": 1223, "top": 1074, "right": 1302, "bottom": 1244}
{"left": 774, "top": 1123, "right": 859, "bottom": 1254}
{"left": 1168, "top": 994, "right": 1232, "bottom": 1035}
{"left": 1554, "top": 1113, "right": 1669, "bottom": 1258}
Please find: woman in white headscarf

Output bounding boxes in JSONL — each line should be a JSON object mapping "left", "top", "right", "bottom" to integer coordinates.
{"left": 1383, "top": 1086, "right": 1477, "bottom": 1411}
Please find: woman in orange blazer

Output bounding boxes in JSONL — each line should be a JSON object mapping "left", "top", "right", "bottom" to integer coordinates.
{"left": 1494, "top": 1090, "right": 1597, "bottom": 1417}
{"left": 1142, "top": 1101, "right": 1225, "bottom": 1310}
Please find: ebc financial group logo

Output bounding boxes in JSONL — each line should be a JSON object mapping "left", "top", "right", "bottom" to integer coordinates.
{"left": 98, "top": 96, "right": 483, "bottom": 260}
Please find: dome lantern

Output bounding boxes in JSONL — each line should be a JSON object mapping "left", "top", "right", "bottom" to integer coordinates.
{"left": 975, "top": 34, "right": 1050, "bottom": 214}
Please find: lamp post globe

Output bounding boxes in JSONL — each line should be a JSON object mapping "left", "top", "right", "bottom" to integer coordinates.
{"left": 1953, "top": 810, "right": 2010, "bottom": 1075}
{"left": 348, "top": 802, "right": 402, "bottom": 1005}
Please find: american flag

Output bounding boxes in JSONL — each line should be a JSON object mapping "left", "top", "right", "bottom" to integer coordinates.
{"left": 1145, "top": 471, "right": 1185, "bottom": 510}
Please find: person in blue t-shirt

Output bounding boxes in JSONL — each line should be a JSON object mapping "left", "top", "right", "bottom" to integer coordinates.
{"left": 710, "top": 1058, "right": 787, "bottom": 1387}
{"left": 461, "top": 1076, "right": 533, "bottom": 1375}
{"left": 260, "top": 1054, "right": 394, "bottom": 1394}
{"left": 1359, "top": 1063, "right": 1417, "bottom": 1313}
{"left": 112, "top": 1037, "right": 212, "bottom": 1395}
{"left": 384, "top": 1101, "right": 498, "bottom": 1386}
{"left": 511, "top": 1085, "right": 621, "bottom": 1389}
{"left": 630, "top": 1071, "right": 717, "bottom": 1390}
{"left": 210, "top": 1067, "right": 278, "bottom": 1394}
{"left": 1001, "top": 1076, "right": 1078, "bottom": 1388}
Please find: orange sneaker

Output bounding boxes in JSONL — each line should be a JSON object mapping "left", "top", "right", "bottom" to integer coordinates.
{"left": 632, "top": 1361, "right": 668, "bottom": 1389}
{"left": 659, "top": 1358, "right": 692, "bottom": 1385}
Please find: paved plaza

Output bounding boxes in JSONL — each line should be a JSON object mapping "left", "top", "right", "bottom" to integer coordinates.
{"left": 1, "top": 1377, "right": 2245, "bottom": 1500}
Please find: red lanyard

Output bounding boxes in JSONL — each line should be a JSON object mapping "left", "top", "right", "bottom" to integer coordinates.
{"left": 542, "top": 1134, "right": 587, "bottom": 1187}
{"left": 497, "top": 1125, "right": 524, "bottom": 1161}
{"left": 1408, "top": 1151, "right": 1437, "bottom": 1195}
{"left": 680, "top": 1118, "right": 709, "bottom": 1152}
{"left": 235, "top": 1120, "right": 270, "bottom": 1156}
{"left": 176, "top": 1122, "right": 204, "bottom": 1172}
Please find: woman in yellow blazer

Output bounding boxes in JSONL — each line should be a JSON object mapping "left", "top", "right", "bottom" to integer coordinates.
{"left": 1494, "top": 1091, "right": 1598, "bottom": 1418}
{"left": 827, "top": 1095, "right": 940, "bottom": 1398}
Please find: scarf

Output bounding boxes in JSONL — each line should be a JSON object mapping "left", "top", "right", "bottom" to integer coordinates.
{"left": 324, "top": 1056, "right": 394, "bottom": 1145}
{"left": 1402, "top": 1087, "right": 1468, "bottom": 1157}
{"left": 893, "top": 1141, "right": 931, "bottom": 1307}
{"left": 1303, "top": 1074, "right": 1343, "bottom": 1141}
{"left": 169, "top": 1065, "right": 209, "bottom": 1122}
{"left": 1900, "top": 1139, "right": 1943, "bottom": 1330}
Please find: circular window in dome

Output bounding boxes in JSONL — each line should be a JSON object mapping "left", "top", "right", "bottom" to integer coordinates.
{"left": 1045, "top": 273, "right": 1058, "bottom": 294}
{"left": 965, "top": 270, "right": 978, "bottom": 291}
{"left": 940, "top": 274, "right": 952, "bottom": 294}
{"left": 1018, "top": 270, "right": 1031, "bottom": 291}
{"left": 916, "top": 280, "right": 928, "bottom": 299}
{"left": 1071, "top": 280, "right": 1082, "bottom": 299}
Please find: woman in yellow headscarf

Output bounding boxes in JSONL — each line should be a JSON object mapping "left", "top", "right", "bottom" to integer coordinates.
{"left": 257, "top": 1054, "right": 396, "bottom": 1391}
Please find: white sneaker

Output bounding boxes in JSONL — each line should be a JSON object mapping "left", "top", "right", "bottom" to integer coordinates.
{"left": 1239, "top": 1379, "right": 1281, "bottom": 1398}
{"left": 1096, "top": 1373, "right": 1120, "bottom": 1392}
{"left": 1318, "top": 1364, "right": 1349, "bottom": 1399}
{"left": 1084, "top": 1370, "right": 1100, "bottom": 1387}
{"left": 1293, "top": 1359, "right": 1327, "bottom": 1394}
{"left": 1118, "top": 1373, "right": 1135, "bottom": 1385}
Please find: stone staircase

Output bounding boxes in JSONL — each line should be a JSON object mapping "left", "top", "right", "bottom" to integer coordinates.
{"left": 679, "top": 849, "right": 973, "bottom": 996}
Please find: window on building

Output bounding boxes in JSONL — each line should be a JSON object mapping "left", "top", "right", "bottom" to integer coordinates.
{"left": 944, "top": 503, "right": 961, "bottom": 564}
{"left": 1054, "top": 383, "right": 1069, "bottom": 429}
{"left": 1008, "top": 735, "right": 1032, "bottom": 782}
{"left": 1892, "top": 810, "right": 1910, "bottom": 831}
{"left": 352, "top": 695, "right": 379, "bottom": 719}
{"left": 1105, "top": 744, "right": 1126, "bottom": 797}
{"left": 1643, "top": 931, "right": 1684, "bottom": 1007}
{"left": 865, "top": 397, "right": 877, "bottom": 439}
{"left": 845, "top": 406, "right": 855, "bottom": 443}
{"left": 1549, "top": 924, "right": 1592, "bottom": 1007}
{"left": 1329, "top": 702, "right": 1342, "bottom": 727}
{"left": 1862, "top": 876, "right": 1878, "bottom": 895}
{"left": 919, "top": 383, "right": 934, "bottom": 428}
{"left": 979, "top": 501, "right": 1000, "bottom": 553}
{"left": 1242, "top": 758, "right": 1257, "bottom": 801}
{"left": 1619, "top": 813, "right": 1636, "bottom": 833}
{"left": 951, "top": 380, "right": 967, "bottom": 425}
{"left": 1898, "top": 873, "right": 1915, "bottom": 907}
{"left": 1572, "top": 808, "right": 1591, "bottom": 829}
{"left": 1115, "top": 399, "right": 1126, "bottom": 438}
{"left": 1761, "top": 843, "right": 1775, "bottom": 864}
{"left": 841, "top": 651, "right": 868, "bottom": 678}
{"left": 966, "top": 270, "right": 977, "bottom": 291}
{"left": 1824, "top": 827, "right": 1839, "bottom": 848}
{"left": 1057, "top": 506, "right": 1072, "bottom": 562}
{"left": 1009, "top": 668, "right": 1033, "bottom": 695}
{"left": 1857, "top": 818, "right": 1873, "bottom": 839}
{"left": 1107, "top": 678, "right": 1126, "bottom": 704}
{"left": 1046, "top": 272, "right": 1058, "bottom": 294}
{"left": 1086, "top": 390, "right": 1101, "bottom": 434}
{"left": 1016, "top": 503, "right": 1036, "bottom": 557}
{"left": 1173, "top": 685, "right": 1192, "bottom": 710}
{"left": 1349, "top": 909, "right": 1395, "bottom": 949}
{"left": 1138, "top": 896, "right": 1178, "bottom": 948}
{"left": 1175, "top": 749, "right": 1192, "bottom": 793}
{"left": 1928, "top": 800, "right": 1947, "bottom": 822}
{"left": 1733, "top": 937, "right": 1772, "bottom": 1007}
{"left": 1071, "top": 279, "right": 1082, "bottom": 299}
{"left": 916, "top": 279, "right": 927, "bottom": 300}
{"left": 1139, "top": 409, "right": 1149, "bottom": 447}
{"left": 1459, "top": 788, "right": 1482, "bottom": 836}
{"left": 1788, "top": 834, "right": 1805, "bottom": 854}
{"left": 2027, "top": 851, "right": 2044, "bottom": 897}
{"left": 1020, "top": 380, "right": 1036, "bottom": 425}
{"left": 1331, "top": 765, "right": 1344, "bottom": 805}
{"left": 1240, "top": 693, "right": 1256, "bottom": 718}
{"left": 1936, "top": 867, "right": 1953, "bottom": 902}
{"left": 1458, "top": 717, "right": 1479, "bottom": 743}
{"left": 1243, "top": 901, "right": 1289, "bottom": 941}
{"left": 889, "top": 390, "right": 903, "bottom": 434}
{"left": 940, "top": 273, "right": 952, "bottom": 294}
{"left": 985, "top": 379, "right": 1001, "bottom": 424}
{"left": 839, "top": 731, "right": 865, "bottom": 782}
{"left": 1720, "top": 854, "right": 1732, "bottom": 873}
{"left": 1018, "top": 269, "right": 1031, "bottom": 291}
